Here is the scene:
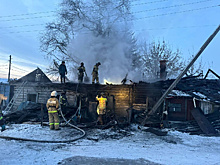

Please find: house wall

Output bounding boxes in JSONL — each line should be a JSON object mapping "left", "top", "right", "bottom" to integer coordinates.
{"left": 186, "top": 99, "right": 195, "bottom": 120}
{"left": 200, "top": 101, "right": 214, "bottom": 114}
{"left": 166, "top": 98, "right": 187, "bottom": 121}
{"left": 12, "top": 82, "right": 162, "bottom": 119}
{"left": 166, "top": 97, "right": 207, "bottom": 121}
{"left": 166, "top": 97, "right": 196, "bottom": 121}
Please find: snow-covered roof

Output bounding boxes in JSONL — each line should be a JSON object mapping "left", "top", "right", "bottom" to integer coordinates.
{"left": 168, "top": 90, "right": 192, "bottom": 97}
{"left": 192, "top": 91, "right": 207, "bottom": 99}
{"left": 163, "top": 78, "right": 220, "bottom": 104}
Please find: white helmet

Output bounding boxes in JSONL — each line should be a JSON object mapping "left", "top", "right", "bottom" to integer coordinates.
{"left": 51, "top": 91, "right": 57, "bottom": 97}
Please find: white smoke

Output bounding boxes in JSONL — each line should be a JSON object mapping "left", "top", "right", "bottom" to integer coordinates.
{"left": 67, "top": 31, "right": 141, "bottom": 84}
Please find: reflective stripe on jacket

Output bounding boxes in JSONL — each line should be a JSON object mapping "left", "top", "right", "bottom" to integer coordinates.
{"left": 46, "top": 97, "right": 59, "bottom": 113}
{"left": 60, "top": 95, "right": 67, "bottom": 105}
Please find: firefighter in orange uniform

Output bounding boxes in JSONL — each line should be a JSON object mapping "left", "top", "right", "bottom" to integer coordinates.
{"left": 46, "top": 91, "right": 60, "bottom": 130}
{"left": 96, "top": 93, "right": 107, "bottom": 125}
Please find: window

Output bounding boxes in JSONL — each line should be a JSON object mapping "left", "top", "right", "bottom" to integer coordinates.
{"left": 27, "top": 94, "right": 37, "bottom": 102}
{"left": 35, "top": 73, "right": 41, "bottom": 82}
{"left": 168, "top": 103, "right": 181, "bottom": 112}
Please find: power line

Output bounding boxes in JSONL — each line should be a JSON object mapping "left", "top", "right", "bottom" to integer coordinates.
{"left": 134, "top": 24, "right": 218, "bottom": 32}
{"left": 0, "top": 0, "right": 168, "bottom": 19}
{"left": 0, "top": 24, "right": 218, "bottom": 35}
{"left": 0, "top": 24, "right": 45, "bottom": 29}
{"left": 131, "top": 0, "right": 168, "bottom": 6}
{"left": 0, "top": 11, "right": 56, "bottom": 18}
{"left": 131, "top": 5, "right": 219, "bottom": 21}
{"left": 11, "top": 68, "right": 27, "bottom": 73}
{"left": 0, "top": 15, "right": 56, "bottom": 22}
{"left": 132, "top": 0, "right": 214, "bottom": 14}
{"left": 2, "top": 29, "right": 44, "bottom": 34}
{"left": 0, "top": 4, "right": 219, "bottom": 34}
{"left": 0, "top": 1, "right": 217, "bottom": 23}
{"left": 12, "top": 65, "right": 30, "bottom": 73}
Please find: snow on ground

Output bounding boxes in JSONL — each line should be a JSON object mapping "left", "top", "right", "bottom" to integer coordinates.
{"left": 0, "top": 124, "right": 220, "bottom": 165}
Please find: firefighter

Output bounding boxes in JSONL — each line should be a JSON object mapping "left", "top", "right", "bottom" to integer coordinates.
{"left": 60, "top": 90, "right": 68, "bottom": 113}
{"left": 46, "top": 91, "right": 60, "bottom": 130}
{"left": 77, "top": 62, "right": 86, "bottom": 83}
{"left": 96, "top": 92, "right": 107, "bottom": 125}
{"left": 0, "top": 94, "right": 7, "bottom": 111}
{"left": 0, "top": 112, "right": 5, "bottom": 132}
{"left": 92, "top": 62, "right": 101, "bottom": 84}
{"left": 59, "top": 61, "right": 67, "bottom": 83}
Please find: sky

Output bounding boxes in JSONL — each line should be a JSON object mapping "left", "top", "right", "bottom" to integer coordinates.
{"left": 0, "top": 124, "right": 220, "bottom": 165}
{"left": 0, "top": 0, "right": 219, "bottom": 80}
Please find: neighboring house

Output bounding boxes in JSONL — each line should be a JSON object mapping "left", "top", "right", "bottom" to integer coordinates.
{"left": 164, "top": 78, "right": 220, "bottom": 121}
{"left": 9, "top": 67, "right": 52, "bottom": 111}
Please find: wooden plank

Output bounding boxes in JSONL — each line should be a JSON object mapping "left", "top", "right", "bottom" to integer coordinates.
{"left": 191, "top": 108, "right": 217, "bottom": 135}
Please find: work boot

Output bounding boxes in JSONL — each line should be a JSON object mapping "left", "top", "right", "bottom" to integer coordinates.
{"left": 1, "top": 125, "right": 5, "bottom": 132}
{"left": 50, "top": 125, "right": 54, "bottom": 130}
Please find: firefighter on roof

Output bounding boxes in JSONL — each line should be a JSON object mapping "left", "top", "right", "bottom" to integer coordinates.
{"left": 59, "top": 61, "right": 67, "bottom": 83}
{"left": 92, "top": 62, "right": 101, "bottom": 84}
{"left": 78, "top": 62, "right": 86, "bottom": 83}
{"left": 46, "top": 91, "right": 60, "bottom": 130}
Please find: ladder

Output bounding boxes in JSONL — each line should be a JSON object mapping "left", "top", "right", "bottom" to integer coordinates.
{"left": 4, "top": 81, "right": 27, "bottom": 112}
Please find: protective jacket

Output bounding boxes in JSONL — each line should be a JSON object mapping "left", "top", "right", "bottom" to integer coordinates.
{"left": 46, "top": 97, "right": 59, "bottom": 113}
{"left": 78, "top": 66, "right": 85, "bottom": 74}
{"left": 96, "top": 96, "right": 107, "bottom": 115}
{"left": 92, "top": 65, "right": 99, "bottom": 75}
{"left": 46, "top": 97, "right": 60, "bottom": 130}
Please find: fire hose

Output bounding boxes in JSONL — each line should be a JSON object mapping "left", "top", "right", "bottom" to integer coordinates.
{"left": 0, "top": 100, "right": 86, "bottom": 143}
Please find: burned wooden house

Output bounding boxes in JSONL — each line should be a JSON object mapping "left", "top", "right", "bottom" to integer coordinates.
{"left": 4, "top": 67, "right": 220, "bottom": 127}
{"left": 163, "top": 78, "right": 220, "bottom": 121}
{"left": 6, "top": 68, "right": 162, "bottom": 123}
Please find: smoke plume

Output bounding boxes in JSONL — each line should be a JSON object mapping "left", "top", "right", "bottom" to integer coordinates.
{"left": 67, "top": 31, "right": 141, "bottom": 84}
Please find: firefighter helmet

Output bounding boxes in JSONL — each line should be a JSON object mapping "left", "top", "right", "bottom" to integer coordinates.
{"left": 51, "top": 91, "right": 57, "bottom": 97}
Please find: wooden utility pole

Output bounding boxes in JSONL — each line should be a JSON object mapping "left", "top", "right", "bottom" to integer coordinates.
{"left": 141, "top": 25, "right": 220, "bottom": 126}
{"left": 8, "top": 55, "right": 11, "bottom": 82}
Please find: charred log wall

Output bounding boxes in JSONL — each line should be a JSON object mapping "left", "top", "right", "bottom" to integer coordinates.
{"left": 12, "top": 82, "right": 163, "bottom": 118}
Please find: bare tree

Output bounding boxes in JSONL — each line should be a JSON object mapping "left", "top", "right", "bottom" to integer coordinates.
{"left": 140, "top": 40, "right": 184, "bottom": 80}
{"left": 185, "top": 54, "right": 204, "bottom": 77}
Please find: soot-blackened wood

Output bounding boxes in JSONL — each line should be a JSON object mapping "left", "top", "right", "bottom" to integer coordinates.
{"left": 191, "top": 108, "right": 217, "bottom": 135}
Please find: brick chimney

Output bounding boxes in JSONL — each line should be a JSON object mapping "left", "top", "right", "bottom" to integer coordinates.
{"left": 160, "top": 60, "right": 167, "bottom": 80}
